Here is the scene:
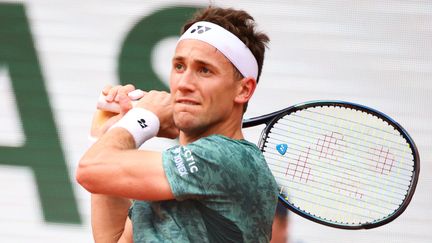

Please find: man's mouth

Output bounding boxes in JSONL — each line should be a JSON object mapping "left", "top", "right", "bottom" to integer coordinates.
{"left": 176, "top": 98, "right": 200, "bottom": 105}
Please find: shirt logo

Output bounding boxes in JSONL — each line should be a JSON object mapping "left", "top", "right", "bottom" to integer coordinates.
{"left": 172, "top": 147, "right": 199, "bottom": 177}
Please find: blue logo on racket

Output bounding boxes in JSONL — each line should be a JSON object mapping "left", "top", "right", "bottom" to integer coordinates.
{"left": 276, "top": 144, "right": 288, "bottom": 155}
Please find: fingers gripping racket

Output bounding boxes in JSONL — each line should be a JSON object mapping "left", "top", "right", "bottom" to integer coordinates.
{"left": 243, "top": 101, "right": 420, "bottom": 229}
{"left": 97, "top": 92, "right": 419, "bottom": 229}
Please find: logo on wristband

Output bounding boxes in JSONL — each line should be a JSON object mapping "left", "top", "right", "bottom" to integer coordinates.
{"left": 137, "top": 118, "right": 148, "bottom": 129}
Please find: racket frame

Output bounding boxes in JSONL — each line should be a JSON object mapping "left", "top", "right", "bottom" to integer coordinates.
{"left": 243, "top": 100, "right": 420, "bottom": 229}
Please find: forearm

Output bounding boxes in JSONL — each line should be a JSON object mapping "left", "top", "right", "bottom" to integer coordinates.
{"left": 82, "top": 130, "right": 134, "bottom": 242}
{"left": 91, "top": 194, "right": 131, "bottom": 243}
{"left": 78, "top": 87, "right": 173, "bottom": 242}
{"left": 85, "top": 127, "right": 135, "bottom": 161}
{"left": 77, "top": 126, "right": 172, "bottom": 200}
{"left": 77, "top": 128, "right": 135, "bottom": 190}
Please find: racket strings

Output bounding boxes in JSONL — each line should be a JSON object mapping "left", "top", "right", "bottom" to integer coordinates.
{"left": 285, "top": 111, "right": 414, "bottom": 163}
{"left": 273, "top": 109, "right": 415, "bottom": 175}
{"left": 268, "top": 128, "right": 413, "bottom": 180}
{"left": 264, "top": 106, "right": 416, "bottom": 225}
{"left": 269, "top": 128, "right": 413, "bottom": 179}
{"left": 265, "top": 150, "right": 406, "bottom": 215}
{"left": 303, "top": 109, "right": 401, "bottom": 138}
{"left": 265, "top": 148, "right": 409, "bottom": 198}
{"left": 281, "top": 184, "right": 387, "bottom": 220}
{"left": 273, "top": 172, "right": 396, "bottom": 217}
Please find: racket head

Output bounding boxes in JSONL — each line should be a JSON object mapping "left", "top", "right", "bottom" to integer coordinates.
{"left": 258, "top": 101, "right": 419, "bottom": 229}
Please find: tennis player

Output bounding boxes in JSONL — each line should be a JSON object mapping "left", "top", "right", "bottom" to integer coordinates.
{"left": 77, "top": 6, "right": 278, "bottom": 242}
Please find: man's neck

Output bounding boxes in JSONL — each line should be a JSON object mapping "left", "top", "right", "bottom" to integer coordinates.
{"left": 178, "top": 114, "right": 244, "bottom": 145}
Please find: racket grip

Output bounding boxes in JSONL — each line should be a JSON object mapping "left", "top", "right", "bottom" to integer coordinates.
{"left": 96, "top": 89, "right": 145, "bottom": 113}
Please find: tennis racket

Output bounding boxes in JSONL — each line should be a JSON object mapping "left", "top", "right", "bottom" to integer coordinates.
{"left": 97, "top": 91, "right": 420, "bottom": 229}
{"left": 243, "top": 100, "right": 420, "bottom": 229}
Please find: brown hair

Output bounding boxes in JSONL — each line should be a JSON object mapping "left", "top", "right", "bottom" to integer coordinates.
{"left": 181, "top": 6, "right": 269, "bottom": 83}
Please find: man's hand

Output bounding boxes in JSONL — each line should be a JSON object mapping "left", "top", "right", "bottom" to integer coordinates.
{"left": 92, "top": 85, "right": 179, "bottom": 140}
{"left": 90, "top": 84, "right": 135, "bottom": 138}
{"left": 134, "top": 90, "right": 179, "bottom": 139}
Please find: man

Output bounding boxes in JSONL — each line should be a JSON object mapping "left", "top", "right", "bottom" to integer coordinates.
{"left": 77, "top": 6, "right": 278, "bottom": 243}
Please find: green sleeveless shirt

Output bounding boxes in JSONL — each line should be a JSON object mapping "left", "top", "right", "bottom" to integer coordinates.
{"left": 129, "top": 135, "right": 278, "bottom": 242}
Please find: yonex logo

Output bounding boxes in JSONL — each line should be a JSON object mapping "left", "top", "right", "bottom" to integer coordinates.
{"left": 137, "top": 119, "right": 148, "bottom": 128}
{"left": 190, "top": 25, "right": 211, "bottom": 34}
{"left": 276, "top": 144, "right": 288, "bottom": 155}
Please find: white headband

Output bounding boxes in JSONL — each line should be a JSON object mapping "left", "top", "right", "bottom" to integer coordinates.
{"left": 178, "top": 21, "right": 258, "bottom": 80}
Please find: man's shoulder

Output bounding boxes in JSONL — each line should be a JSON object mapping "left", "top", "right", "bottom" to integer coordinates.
{"left": 188, "top": 135, "right": 262, "bottom": 162}
{"left": 163, "top": 134, "right": 273, "bottom": 183}
{"left": 190, "top": 134, "right": 260, "bottom": 152}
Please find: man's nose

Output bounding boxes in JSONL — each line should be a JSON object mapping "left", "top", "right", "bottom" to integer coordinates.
{"left": 176, "top": 69, "right": 196, "bottom": 92}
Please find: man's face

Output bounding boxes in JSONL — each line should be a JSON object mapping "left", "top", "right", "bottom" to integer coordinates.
{"left": 170, "top": 39, "right": 241, "bottom": 137}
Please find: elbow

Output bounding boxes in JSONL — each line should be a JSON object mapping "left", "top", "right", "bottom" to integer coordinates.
{"left": 75, "top": 163, "right": 87, "bottom": 189}
{"left": 76, "top": 159, "right": 99, "bottom": 193}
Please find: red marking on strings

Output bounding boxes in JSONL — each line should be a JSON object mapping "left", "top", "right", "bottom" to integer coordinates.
{"left": 370, "top": 145, "right": 395, "bottom": 175}
{"left": 315, "top": 132, "right": 345, "bottom": 161}
{"left": 286, "top": 147, "right": 312, "bottom": 183}
{"left": 334, "top": 178, "right": 363, "bottom": 199}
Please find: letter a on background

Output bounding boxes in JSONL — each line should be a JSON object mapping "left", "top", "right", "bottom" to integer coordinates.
{"left": 0, "top": 3, "right": 80, "bottom": 224}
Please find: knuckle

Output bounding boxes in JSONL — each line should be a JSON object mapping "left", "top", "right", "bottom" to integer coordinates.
{"left": 109, "top": 85, "right": 121, "bottom": 93}
{"left": 125, "top": 84, "right": 135, "bottom": 90}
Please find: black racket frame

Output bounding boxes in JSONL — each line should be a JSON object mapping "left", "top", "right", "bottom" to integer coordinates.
{"left": 243, "top": 100, "right": 420, "bottom": 229}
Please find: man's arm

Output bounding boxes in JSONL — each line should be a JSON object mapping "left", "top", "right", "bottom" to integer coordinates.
{"left": 78, "top": 87, "right": 176, "bottom": 200}
{"left": 117, "top": 217, "right": 134, "bottom": 243}
{"left": 76, "top": 86, "right": 177, "bottom": 242}
{"left": 77, "top": 127, "right": 174, "bottom": 201}
{"left": 79, "top": 117, "right": 174, "bottom": 243}
{"left": 90, "top": 194, "right": 131, "bottom": 243}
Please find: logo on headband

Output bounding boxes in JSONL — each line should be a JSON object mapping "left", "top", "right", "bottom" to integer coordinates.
{"left": 190, "top": 25, "right": 211, "bottom": 34}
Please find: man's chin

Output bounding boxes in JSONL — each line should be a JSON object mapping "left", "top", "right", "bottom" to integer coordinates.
{"left": 174, "top": 114, "right": 196, "bottom": 131}
{"left": 174, "top": 117, "right": 210, "bottom": 136}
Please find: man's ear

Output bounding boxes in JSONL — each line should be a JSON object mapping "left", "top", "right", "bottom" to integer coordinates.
{"left": 234, "top": 77, "right": 257, "bottom": 104}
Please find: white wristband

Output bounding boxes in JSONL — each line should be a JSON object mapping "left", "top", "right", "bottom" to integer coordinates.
{"left": 110, "top": 108, "right": 160, "bottom": 148}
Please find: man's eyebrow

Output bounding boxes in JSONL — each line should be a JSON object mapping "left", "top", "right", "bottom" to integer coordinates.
{"left": 195, "top": 59, "right": 215, "bottom": 67}
{"left": 172, "top": 56, "right": 218, "bottom": 68}
{"left": 172, "top": 56, "right": 185, "bottom": 62}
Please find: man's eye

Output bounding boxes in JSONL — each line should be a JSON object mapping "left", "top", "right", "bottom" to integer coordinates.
{"left": 200, "top": 67, "right": 210, "bottom": 74}
{"left": 175, "top": 63, "right": 184, "bottom": 70}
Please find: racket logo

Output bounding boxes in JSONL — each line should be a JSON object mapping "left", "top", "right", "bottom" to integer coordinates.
{"left": 276, "top": 144, "right": 288, "bottom": 155}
